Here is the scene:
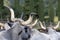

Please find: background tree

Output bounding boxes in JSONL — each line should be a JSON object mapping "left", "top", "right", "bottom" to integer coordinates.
{"left": 0, "top": 0, "right": 60, "bottom": 22}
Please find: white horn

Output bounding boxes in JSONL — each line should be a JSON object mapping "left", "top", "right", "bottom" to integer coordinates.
{"left": 4, "top": 6, "right": 15, "bottom": 21}
{"left": 5, "top": 6, "right": 33, "bottom": 25}
{"left": 4, "top": 6, "right": 24, "bottom": 22}
{"left": 21, "top": 15, "right": 33, "bottom": 25}
{"left": 31, "top": 19, "right": 38, "bottom": 27}
{"left": 14, "top": 15, "right": 33, "bottom": 25}
{"left": 15, "top": 15, "right": 33, "bottom": 25}
{"left": 39, "top": 21, "right": 46, "bottom": 30}
{"left": 27, "top": 19, "right": 38, "bottom": 28}
{"left": 53, "top": 21, "right": 60, "bottom": 29}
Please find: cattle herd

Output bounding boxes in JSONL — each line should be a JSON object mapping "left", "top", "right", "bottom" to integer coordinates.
{"left": 0, "top": 5, "right": 60, "bottom": 40}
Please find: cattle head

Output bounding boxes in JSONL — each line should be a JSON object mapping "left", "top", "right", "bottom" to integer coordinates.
{"left": 4, "top": 5, "right": 38, "bottom": 40}
{"left": 18, "top": 19, "right": 38, "bottom": 40}
{"left": 10, "top": 19, "right": 38, "bottom": 40}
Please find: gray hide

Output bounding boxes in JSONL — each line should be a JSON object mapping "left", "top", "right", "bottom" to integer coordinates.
{"left": 12, "top": 22, "right": 32, "bottom": 40}
{"left": 29, "top": 29, "right": 50, "bottom": 40}
{"left": 47, "top": 27, "right": 60, "bottom": 40}
{"left": 0, "top": 23, "right": 12, "bottom": 40}
{"left": 11, "top": 22, "right": 22, "bottom": 40}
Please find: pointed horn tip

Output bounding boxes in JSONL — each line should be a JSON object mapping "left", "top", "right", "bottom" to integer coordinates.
{"left": 39, "top": 21, "right": 46, "bottom": 30}
{"left": 4, "top": 6, "right": 10, "bottom": 9}
{"left": 36, "top": 19, "right": 39, "bottom": 21}
{"left": 34, "top": 19, "right": 39, "bottom": 23}
{"left": 26, "top": 19, "right": 38, "bottom": 27}
{"left": 53, "top": 22, "right": 60, "bottom": 29}
{"left": 59, "top": 21, "right": 60, "bottom": 23}
{"left": 39, "top": 21, "right": 42, "bottom": 24}
{"left": 32, "top": 19, "right": 38, "bottom": 25}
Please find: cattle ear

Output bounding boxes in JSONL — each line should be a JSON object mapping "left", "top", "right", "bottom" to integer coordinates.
{"left": 4, "top": 23, "right": 11, "bottom": 30}
{"left": 4, "top": 6, "right": 15, "bottom": 21}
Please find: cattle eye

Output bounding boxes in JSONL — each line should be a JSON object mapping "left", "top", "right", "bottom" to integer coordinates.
{"left": 24, "top": 27, "right": 28, "bottom": 32}
{"left": 24, "top": 27, "right": 28, "bottom": 29}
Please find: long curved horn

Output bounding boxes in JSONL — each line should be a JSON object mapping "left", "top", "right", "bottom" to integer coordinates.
{"left": 4, "top": 6, "right": 15, "bottom": 21}
{"left": 39, "top": 21, "right": 46, "bottom": 30}
{"left": 15, "top": 15, "right": 33, "bottom": 25}
{"left": 8, "top": 6, "right": 33, "bottom": 24}
{"left": 5, "top": 6, "right": 33, "bottom": 25}
{"left": 4, "top": 6, "right": 24, "bottom": 21}
{"left": 14, "top": 15, "right": 33, "bottom": 25}
{"left": 21, "top": 15, "right": 33, "bottom": 25}
{"left": 31, "top": 19, "right": 38, "bottom": 27}
{"left": 43, "top": 21, "right": 46, "bottom": 27}
{"left": 27, "top": 19, "right": 38, "bottom": 28}
{"left": 53, "top": 21, "right": 60, "bottom": 29}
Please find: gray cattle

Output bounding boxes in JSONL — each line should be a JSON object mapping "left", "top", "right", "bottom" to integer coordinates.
{"left": 1, "top": 5, "right": 34, "bottom": 40}
{"left": 39, "top": 21, "right": 60, "bottom": 40}
{"left": 0, "top": 21, "right": 31, "bottom": 40}
{"left": 29, "top": 29, "right": 50, "bottom": 40}
{"left": 12, "top": 19, "right": 38, "bottom": 40}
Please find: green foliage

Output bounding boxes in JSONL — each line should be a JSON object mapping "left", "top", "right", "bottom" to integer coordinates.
{"left": 0, "top": 0, "right": 3, "bottom": 6}
{"left": 0, "top": 0, "right": 60, "bottom": 22}
{"left": 57, "top": 0, "right": 60, "bottom": 20}
{"left": 22, "top": 0, "right": 44, "bottom": 21}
